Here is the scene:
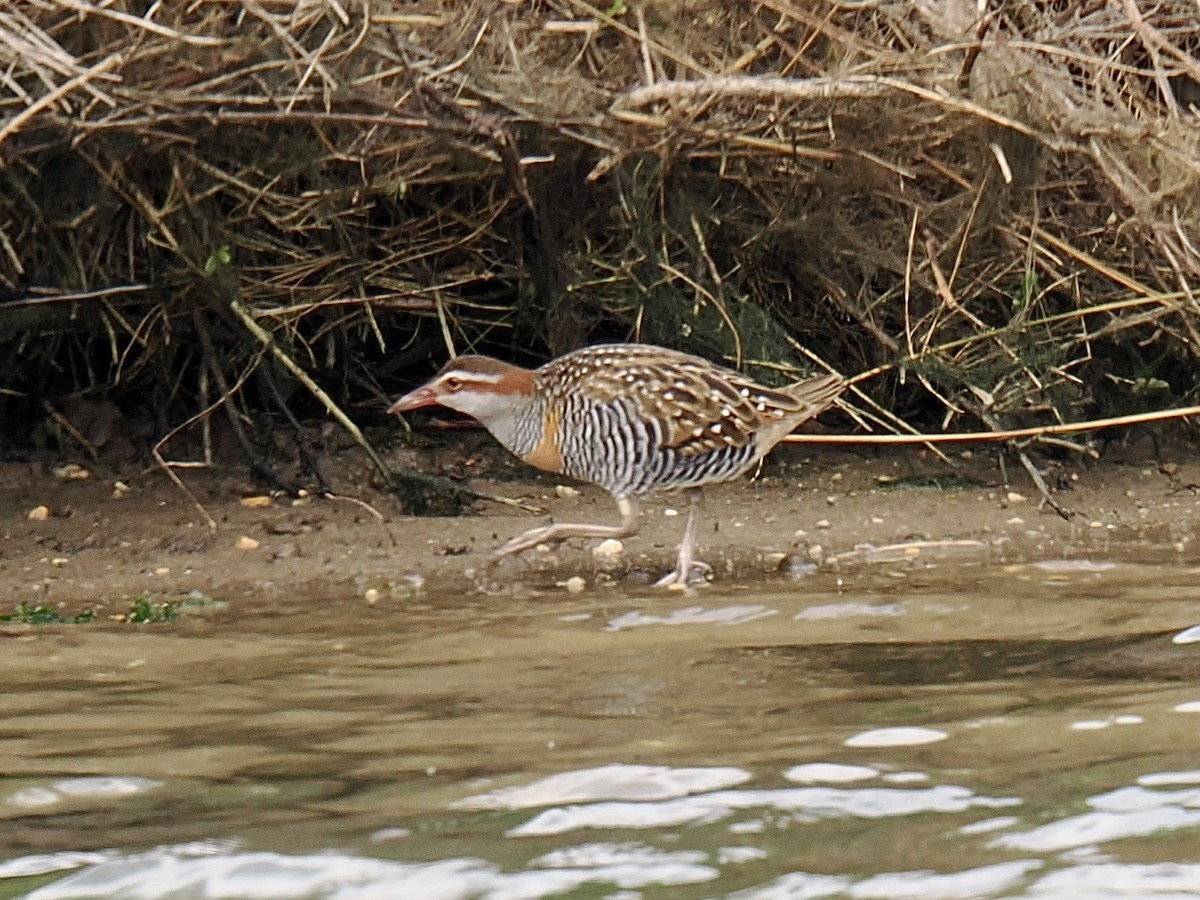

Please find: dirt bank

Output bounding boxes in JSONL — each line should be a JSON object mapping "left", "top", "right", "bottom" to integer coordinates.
{"left": 1, "top": 437, "right": 1199, "bottom": 618}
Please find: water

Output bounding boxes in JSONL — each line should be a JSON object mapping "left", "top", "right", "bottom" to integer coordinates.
{"left": 4, "top": 554, "right": 1200, "bottom": 898}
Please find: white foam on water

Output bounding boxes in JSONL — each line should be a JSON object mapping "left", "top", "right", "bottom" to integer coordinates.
{"left": 24, "top": 845, "right": 717, "bottom": 900}
{"left": 726, "top": 871, "right": 851, "bottom": 898}
{"left": 958, "top": 815, "right": 1020, "bottom": 835}
{"left": 882, "top": 771, "right": 930, "bottom": 784}
{"left": 0, "top": 851, "right": 116, "bottom": 880}
{"left": 783, "top": 763, "right": 879, "bottom": 784}
{"left": 794, "top": 603, "right": 904, "bottom": 621}
{"left": 1032, "top": 560, "right": 1116, "bottom": 573}
{"left": 849, "top": 859, "right": 1042, "bottom": 898}
{"left": 1171, "top": 624, "right": 1200, "bottom": 644}
{"left": 1070, "top": 719, "right": 1111, "bottom": 731}
{"left": 509, "top": 784, "right": 1019, "bottom": 836}
{"left": 1025, "top": 862, "right": 1200, "bottom": 897}
{"left": 53, "top": 777, "right": 162, "bottom": 798}
{"left": 844, "top": 727, "right": 948, "bottom": 748}
{"left": 6, "top": 777, "right": 162, "bottom": 810}
{"left": 1174, "top": 701, "right": 1200, "bottom": 712}
{"left": 1139, "top": 770, "right": 1200, "bottom": 787}
{"left": 7, "top": 787, "right": 61, "bottom": 808}
{"left": 453, "top": 764, "right": 752, "bottom": 810}
{"left": 1089, "top": 785, "right": 1200, "bottom": 811}
{"left": 718, "top": 847, "right": 768, "bottom": 865}
{"left": 728, "top": 860, "right": 1039, "bottom": 899}
{"left": 606, "top": 605, "right": 777, "bottom": 631}
{"left": 992, "top": 807, "right": 1200, "bottom": 852}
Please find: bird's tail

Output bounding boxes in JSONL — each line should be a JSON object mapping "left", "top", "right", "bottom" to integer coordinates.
{"left": 785, "top": 372, "right": 845, "bottom": 421}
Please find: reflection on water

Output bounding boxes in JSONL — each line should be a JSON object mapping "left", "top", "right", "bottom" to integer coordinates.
{"left": 5, "top": 558, "right": 1200, "bottom": 897}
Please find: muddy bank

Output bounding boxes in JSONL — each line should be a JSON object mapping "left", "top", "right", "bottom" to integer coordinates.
{"left": 2, "top": 439, "right": 1199, "bottom": 616}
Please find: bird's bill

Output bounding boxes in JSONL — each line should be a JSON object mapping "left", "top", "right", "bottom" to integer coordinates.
{"left": 387, "top": 385, "right": 438, "bottom": 414}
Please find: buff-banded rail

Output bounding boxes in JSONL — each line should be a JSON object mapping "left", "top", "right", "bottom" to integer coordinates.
{"left": 390, "top": 343, "right": 844, "bottom": 585}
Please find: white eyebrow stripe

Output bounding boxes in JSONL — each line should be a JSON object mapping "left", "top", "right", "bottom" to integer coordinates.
{"left": 446, "top": 371, "right": 504, "bottom": 384}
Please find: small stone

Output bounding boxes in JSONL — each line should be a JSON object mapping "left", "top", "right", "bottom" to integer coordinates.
{"left": 1161, "top": 462, "right": 1179, "bottom": 476}
{"left": 831, "top": 472, "right": 843, "bottom": 482}
{"left": 53, "top": 463, "right": 90, "bottom": 481}
{"left": 564, "top": 575, "right": 586, "bottom": 593}
{"left": 792, "top": 529, "right": 807, "bottom": 540}
{"left": 50, "top": 557, "right": 69, "bottom": 567}
{"left": 778, "top": 553, "right": 815, "bottom": 579}
{"left": 235, "top": 535, "right": 260, "bottom": 551}
{"left": 807, "top": 544, "right": 825, "bottom": 563}
{"left": 1089, "top": 521, "right": 1105, "bottom": 529}
{"left": 154, "top": 567, "right": 170, "bottom": 576}
{"left": 27, "top": 505, "right": 50, "bottom": 521}
{"left": 364, "top": 588, "right": 380, "bottom": 604}
{"left": 1006, "top": 491, "right": 1027, "bottom": 504}
{"left": 240, "top": 495, "right": 273, "bottom": 509}
{"left": 554, "top": 485, "right": 581, "bottom": 499}
{"left": 875, "top": 474, "right": 896, "bottom": 484}
{"left": 1006, "top": 516, "right": 1025, "bottom": 526}
{"left": 112, "top": 481, "right": 131, "bottom": 499}
{"left": 825, "top": 495, "right": 837, "bottom": 506}
{"left": 870, "top": 516, "right": 884, "bottom": 524}
{"left": 960, "top": 450, "right": 973, "bottom": 460}
{"left": 593, "top": 538, "right": 624, "bottom": 558}
{"left": 663, "top": 508, "right": 679, "bottom": 517}
{"left": 815, "top": 519, "right": 831, "bottom": 529}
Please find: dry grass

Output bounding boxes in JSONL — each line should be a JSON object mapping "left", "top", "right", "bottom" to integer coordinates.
{"left": 2, "top": 0, "right": 1199, "bottom": 474}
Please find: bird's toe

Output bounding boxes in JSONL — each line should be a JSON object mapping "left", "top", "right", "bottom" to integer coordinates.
{"left": 654, "top": 560, "right": 712, "bottom": 587}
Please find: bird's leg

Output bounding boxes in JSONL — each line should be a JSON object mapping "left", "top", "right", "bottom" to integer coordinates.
{"left": 655, "top": 488, "right": 713, "bottom": 587}
{"left": 493, "top": 496, "right": 640, "bottom": 559}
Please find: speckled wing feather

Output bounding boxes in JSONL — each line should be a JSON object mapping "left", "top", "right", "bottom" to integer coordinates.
{"left": 538, "top": 344, "right": 841, "bottom": 457}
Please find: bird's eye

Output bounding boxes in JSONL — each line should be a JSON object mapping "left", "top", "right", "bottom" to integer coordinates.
{"left": 443, "top": 376, "right": 464, "bottom": 392}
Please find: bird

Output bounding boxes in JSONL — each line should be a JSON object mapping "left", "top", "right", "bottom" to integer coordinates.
{"left": 389, "top": 343, "right": 844, "bottom": 585}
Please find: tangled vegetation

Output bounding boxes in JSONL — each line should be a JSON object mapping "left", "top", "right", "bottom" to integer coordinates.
{"left": 2, "top": 1, "right": 1199, "bottom": 497}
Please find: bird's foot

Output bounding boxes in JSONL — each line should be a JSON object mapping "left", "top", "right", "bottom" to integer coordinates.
{"left": 654, "top": 559, "right": 713, "bottom": 588}
{"left": 493, "top": 525, "right": 559, "bottom": 559}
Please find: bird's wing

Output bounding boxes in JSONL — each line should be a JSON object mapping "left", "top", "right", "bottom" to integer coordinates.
{"left": 547, "top": 346, "right": 827, "bottom": 457}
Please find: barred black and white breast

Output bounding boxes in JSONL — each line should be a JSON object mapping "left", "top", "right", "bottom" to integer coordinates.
{"left": 535, "top": 344, "right": 843, "bottom": 499}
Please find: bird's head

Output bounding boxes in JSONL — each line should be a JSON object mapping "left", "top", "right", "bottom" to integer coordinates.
{"left": 388, "top": 355, "right": 536, "bottom": 425}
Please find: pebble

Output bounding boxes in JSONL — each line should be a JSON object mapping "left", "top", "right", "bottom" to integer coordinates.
{"left": 235, "top": 536, "right": 260, "bottom": 551}
{"left": 554, "top": 485, "right": 581, "bottom": 499}
{"left": 154, "top": 567, "right": 170, "bottom": 576}
{"left": 53, "top": 463, "right": 90, "bottom": 480}
{"left": 1006, "top": 491, "right": 1027, "bottom": 504}
{"left": 27, "top": 505, "right": 50, "bottom": 521}
{"left": 564, "top": 575, "right": 586, "bottom": 593}
{"left": 1006, "top": 516, "right": 1025, "bottom": 526}
{"left": 50, "top": 557, "right": 68, "bottom": 567}
{"left": 593, "top": 538, "right": 624, "bottom": 559}
{"left": 240, "top": 495, "right": 273, "bottom": 509}
{"left": 778, "top": 553, "right": 815, "bottom": 578}
{"left": 112, "top": 481, "right": 130, "bottom": 499}
{"left": 815, "top": 519, "right": 831, "bottom": 529}
{"left": 364, "top": 588, "right": 380, "bottom": 604}
{"left": 663, "top": 508, "right": 679, "bottom": 517}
